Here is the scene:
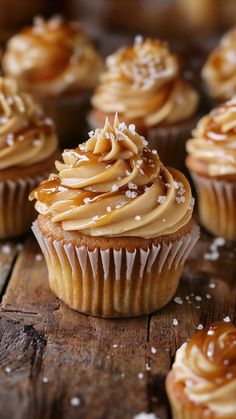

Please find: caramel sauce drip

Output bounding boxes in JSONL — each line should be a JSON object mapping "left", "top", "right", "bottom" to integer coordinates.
{"left": 187, "top": 322, "right": 236, "bottom": 382}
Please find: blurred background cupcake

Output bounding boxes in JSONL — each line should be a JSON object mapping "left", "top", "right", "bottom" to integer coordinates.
{"left": 202, "top": 27, "right": 236, "bottom": 108}
{"left": 0, "top": 77, "right": 58, "bottom": 239}
{"left": 2, "top": 16, "right": 104, "bottom": 146}
{"left": 89, "top": 37, "right": 199, "bottom": 170}
{"left": 186, "top": 98, "right": 236, "bottom": 241}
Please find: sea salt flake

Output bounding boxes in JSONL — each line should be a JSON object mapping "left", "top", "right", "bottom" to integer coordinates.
{"left": 70, "top": 397, "right": 81, "bottom": 407}
{"left": 157, "top": 195, "right": 166, "bottom": 204}
{"left": 88, "top": 131, "right": 94, "bottom": 138}
{"left": 5, "top": 367, "right": 11, "bottom": 374}
{"left": 223, "top": 316, "right": 231, "bottom": 323}
{"left": 152, "top": 149, "right": 157, "bottom": 154}
{"left": 133, "top": 413, "right": 159, "bottom": 419}
{"left": 35, "top": 254, "right": 43, "bottom": 261}
{"left": 129, "top": 124, "right": 136, "bottom": 135}
{"left": 174, "top": 297, "right": 183, "bottom": 305}
{"left": 2, "top": 244, "right": 11, "bottom": 254}
{"left": 173, "top": 318, "right": 178, "bottom": 326}
{"left": 119, "top": 122, "right": 127, "bottom": 131}
{"left": 209, "top": 282, "right": 216, "bottom": 289}
{"left": 138, "top": 372, "right": 144, "bottom": 379}
{"left": 206, "top": 294, "right": 212, "bottom": 299}
{"left": 42, "top": 376, "right": 49, "bottom": 383}
{"left": 135, "top": 215, "right": 142, "bottom": 221}
{"left": 92, "top": 215, "right": 99, "bottom": 221}
{"left": 197, "top": 324, "right": 204, "bottom": 330}
{"left": 195, "top": 296, "right": 202, "bottom": 302}
{"left": 111, "top": 184, "right": 119, "bottom": 192}
{"left": 145, "top": 363, "right": 151, "bottom": 371}
{"left": 151, "top": 347, "right": 157, "bottom": 354}
{"left": 128, "top": 182, "right": 138, "bottom": 190}
{"left": 134, "top": 35, "right": 143, "bottom": 45}
{"left": 106, "top": 207, "right": 112, "bottom": 212}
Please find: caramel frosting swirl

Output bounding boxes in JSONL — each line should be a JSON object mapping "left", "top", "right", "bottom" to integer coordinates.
{"left": 2, "top": 16, "right": 104, "bottom": 97}
{"left": 172, "top": 322, "right": 236, "bottom": 417}
{"left": 186, "top": 98, "right": 236, "bottom": 177}
{"left": 0, "top": 77, "right": 57, "bottom": 170}
{"left": 30, "top": 115, "right": 194, "bottom": 238}
{"left": 92, "top": 37, "right": 199, "bottom": 127}
{"left": 202, "top": 28, "right": 236, "bottom": 100}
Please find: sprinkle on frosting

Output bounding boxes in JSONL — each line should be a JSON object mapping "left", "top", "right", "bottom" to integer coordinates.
{"left": 0, "top": 77, "right": 57, "bottom": 170}
{"left": 186, "top": 97, "right": 236, "bottom": 177}
{"left": 30, "top": 115, "right": 193, "bottom": 238}
{"left": 202, "top": 28, "right": 236, "bottom": 100}
{"left": 2, "top": 16, "right": 104, "bottom": 96}
{"left": 172, "top": 322, "right": 236, "bottom": 417}
{"left": 92, "top": 38, "right": 199, "bottom": 127}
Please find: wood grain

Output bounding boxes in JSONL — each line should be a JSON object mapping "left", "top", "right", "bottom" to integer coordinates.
{"left": 0, "top": 230, "right": 235, "bottom": 419}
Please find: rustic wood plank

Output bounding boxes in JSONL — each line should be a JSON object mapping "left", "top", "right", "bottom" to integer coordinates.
{"left": 0, "top": 241, "right": 21, "bottom": 296}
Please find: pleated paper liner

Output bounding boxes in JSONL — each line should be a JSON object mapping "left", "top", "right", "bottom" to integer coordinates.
{"left": 191, "top": 172, "right": 236, "bottom": 241}
{"left": 166, "top": 371, "right": 217, "bottom": 419}
{"left": 0, "top": 174, "right": 48, "bottom": 240}
{"left": 147, "top": 116, "right": 200, "bottom": 172}
{"left": 32, "top": 221, "right": 199, "bottom": 318}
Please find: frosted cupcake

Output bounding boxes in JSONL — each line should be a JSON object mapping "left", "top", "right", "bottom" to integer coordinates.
{"left": 202, "top": 28, "right": 236, "bottom": 106}
{"left": 2, "top": 16, "right": 104, "bottom": 145}
{"left": 166, "top": 321, "right": 236, "bottom": 419}
{"left": 186, "top": 98, "right": 236, "bottom": 240}
{"left": 89, "top": 37, "right": 199, "bottom": 170}
{"left": 30, "top": 115, "right": 199, "bottom": 318}
{"left": 0, "top": 77, "right": 58, "bottom": 239}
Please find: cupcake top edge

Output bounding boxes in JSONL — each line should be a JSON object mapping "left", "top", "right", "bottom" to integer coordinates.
{"left": 91, "top": 36, "right": 199, "bottom": 128}
{"left": 0, "top": 77, "right": 58, "bottom": 170}
{"left": 171, "top": 321, "right": 236, "bottom": 417}
{"left": 30, "top": 114, "right": 194, "bottom": 239}
{"left": 202, "top": 27, "right": 236, "bottom": 101}
{"left": 186, "top": 97, "right": 236, "bottom": 178}
{"left": 2, "top": 16, "right": 104, "bottom": 97}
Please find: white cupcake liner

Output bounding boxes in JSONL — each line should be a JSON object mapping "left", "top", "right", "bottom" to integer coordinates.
{"left": 32, "top": 221, "right": 199, "bottom": 317}
{"left": 191, "top": 172, "right": 236, "bottom": 240}
{"left": 147, "top": 116, "right": 200, "bottom": 170}
{"left": 0, "top": 174, "right": 47, "bottom": 240}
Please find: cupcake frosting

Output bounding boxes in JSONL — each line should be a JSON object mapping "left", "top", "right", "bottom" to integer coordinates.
{"left": 92, "top": 37, "right": 199, "bottom": 127}
{"left": 202, "top": 28, "right": 236, "bottom": 100}
{"left": 0, "top": 77, "right": 57, "bottom": 170}
{"left": 186, "top": 98, "right": 236, "bottom": 177}
{"left": 30, "top": 115, "right": 194, "bottom": 238}
{"left": 172, "top": 322, "right": 236, "bottom": 417}
{"left": 2, "top": 16, "right": 104, "bottom": 97}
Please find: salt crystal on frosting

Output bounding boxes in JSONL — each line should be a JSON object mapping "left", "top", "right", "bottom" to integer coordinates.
{"left": 173, "top": 318, "right": 178, "bottom": 326}
{"left": 223, "top": 316, "right": 231, "bottom": 323}
{"left": 157, "top": 196, "right": 166, "bottom": 204}
{"left": 135, "top": 215, "right": 142, "bottom": 221}
{"left": 111, "top": 185, "right": 119, "bottom": 192}
{"left": 129, "top": 124, "right": 136, "bottom": 135}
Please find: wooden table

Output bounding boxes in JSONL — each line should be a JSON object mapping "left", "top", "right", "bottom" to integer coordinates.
{"left": 0, "top": 227, "right": 235, "bottom": 419}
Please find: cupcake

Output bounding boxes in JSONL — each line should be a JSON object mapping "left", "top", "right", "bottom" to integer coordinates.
{"left": 0, "top": 77, "right": 58, "bottom": 240}
{"left": 88, "top": 36, "right": 199, "bottom": 170}
{"left": 186, "top": 98, "right": 236, "bottom": 240}
{"left": 29, "top": 115, "right": 199, "bottom": 318}
{"left": 202, "top": 28, "right": 236, "bottom": 106}
{"left": 166, "top": 321, "right": 236, "bottom": 419}
{"left": 2, "top": 16, "right": 104, "bottom": 146}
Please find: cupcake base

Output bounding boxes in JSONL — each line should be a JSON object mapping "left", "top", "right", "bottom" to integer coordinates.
{"left": 190, "top": 171, "right": 236, "bottom": 241}
{"left": 32, "top": 215, "right": 199, "bottom": 318}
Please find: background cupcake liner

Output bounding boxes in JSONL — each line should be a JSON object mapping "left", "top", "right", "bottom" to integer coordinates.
{"left": 191, "top": 172, "right": 236, "bottom": 240}
{"left": 147, "top": 116, "right": 200, "bottom": 171}
{"left": 39, "top": 92, "right": 91, "bottom": 148}
{"left": 32, "top": 221, "right": 199, "bottom": 318}
{"left": 0, "top": 174, "right": 47, "bottom": 240}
